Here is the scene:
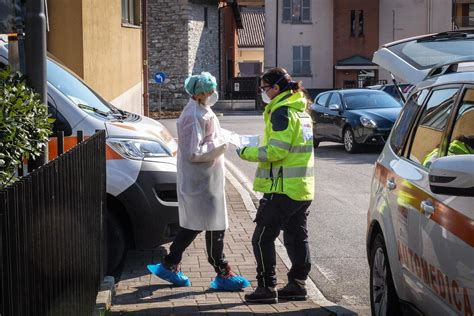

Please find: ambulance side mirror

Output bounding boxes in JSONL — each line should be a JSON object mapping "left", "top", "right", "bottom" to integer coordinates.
{"left": 428, "top": 155, "right": 474, "bottom": 197}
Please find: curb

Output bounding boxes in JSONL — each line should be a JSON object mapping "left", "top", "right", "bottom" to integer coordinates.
{"left": 93, "top": 275, "right": 115, "bottom": 316}
{"left": 225, "top": 160, "right": 356, "bottom": 316}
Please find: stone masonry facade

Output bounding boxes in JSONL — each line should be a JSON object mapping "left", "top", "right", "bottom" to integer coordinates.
{"left": 148, "top": 0, "right": 219, "bottom": 111}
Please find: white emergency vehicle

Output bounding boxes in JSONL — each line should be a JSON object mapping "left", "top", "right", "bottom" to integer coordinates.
{"left": 0, "top": 36, "right": 180, "bottom": 273}
{"left": 367, "top": 30, "right": 474, "bottom": 316}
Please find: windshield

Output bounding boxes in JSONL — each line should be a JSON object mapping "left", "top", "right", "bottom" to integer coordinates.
{"left": 344, "top": 92, "right": 402, "bottom": 110}
{"left": 388, "top": 38, "right": 474, "bottom": 70}
{"left": 47, "top": 58, "right": 117, "bottom": 116}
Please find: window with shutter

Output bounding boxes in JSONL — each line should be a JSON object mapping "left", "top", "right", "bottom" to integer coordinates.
{"left": 302, "top": 0, "right": 311, "bottom": 22}
{"left": 282, "top": 0, "right": 311, "bottom": 24}
{"left": 350, "top": 10, "right": 364, "bottom": 37}
{"left": 292, "top": 46, "right": 311, "bottom": 76}
{"left": 122, "top": 0, "right": 141, "bottom": 26}
{"left": 282, "top": 0, "right": 291, "bottom": 23}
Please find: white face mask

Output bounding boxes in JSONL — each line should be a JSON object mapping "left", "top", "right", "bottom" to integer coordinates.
{"left": 204, "top": 91, "right": 219, "bottom": 107}
{"left": 261, "top": 91, "right": 272, "bottom": 104}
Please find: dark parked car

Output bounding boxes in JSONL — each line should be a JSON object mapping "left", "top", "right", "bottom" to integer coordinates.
{"left": 310, "top": 89, "right": 402, "bottom": 153}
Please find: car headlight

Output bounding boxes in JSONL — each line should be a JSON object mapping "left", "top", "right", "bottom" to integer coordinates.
{"left": 360, "top": 116, "right": 377, "bottom": 128}
{"left": 107, "top": 138, "right": 172, "bottom": 160}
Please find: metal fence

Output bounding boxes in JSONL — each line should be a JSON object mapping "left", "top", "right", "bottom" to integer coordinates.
{"left": 227, "top": 77, "right": 260, "bottom": 100}
{"left": 0, "top": 130, "right": 106, "bottom": 316}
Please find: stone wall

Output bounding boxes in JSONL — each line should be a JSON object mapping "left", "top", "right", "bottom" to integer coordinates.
{"left": 148, "top": 0, "right": 189, "bottom": 110}
{"left": 148, "top": 0, "right": 220, "bottom": 111}
{"left": 188, "top": 3, "right": 219, "bottom": 78}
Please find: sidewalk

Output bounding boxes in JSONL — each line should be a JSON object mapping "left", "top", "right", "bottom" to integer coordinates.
{"left": 110, "top": 179, "right": 331, "bottom": 315}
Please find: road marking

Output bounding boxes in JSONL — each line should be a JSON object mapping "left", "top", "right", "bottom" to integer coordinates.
{"left": 314, "top": 264, "right": 337, "bottom": 282}
{"left": 225, "top": 159, "right": 357, "bottom": 316}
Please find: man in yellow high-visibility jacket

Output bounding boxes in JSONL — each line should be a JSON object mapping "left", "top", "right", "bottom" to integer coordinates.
{"left": 236, "top": 68, "right": 314, "bottom": 304}
{"left": 422, "top": 136, "right": 474, "bottom": 168}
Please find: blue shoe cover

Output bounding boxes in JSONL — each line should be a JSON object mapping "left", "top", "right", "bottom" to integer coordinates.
{"left": 210, "top": 274, "right": 250, "bottom": 291}
{"left": 147, "top": 264, "right": 191, "bottom": 287}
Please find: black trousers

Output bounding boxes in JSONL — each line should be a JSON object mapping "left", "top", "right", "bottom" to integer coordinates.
{"left": 164, "top": 227, "right": 229, "bottom": 274}
{"left": 252, "top": 193, "right": 312, "bottom": 288}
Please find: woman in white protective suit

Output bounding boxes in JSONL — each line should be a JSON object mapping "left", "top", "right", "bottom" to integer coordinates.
{"left": 147, "top": 72, "right": 249, "bottom": 291}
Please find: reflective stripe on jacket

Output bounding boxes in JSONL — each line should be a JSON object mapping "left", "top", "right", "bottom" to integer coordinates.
{"left": 240, "top": 90, "right": 314, "bottom": 201}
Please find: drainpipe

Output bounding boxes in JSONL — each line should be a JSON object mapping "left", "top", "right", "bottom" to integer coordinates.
{"left": 451, "top": 0, "right": 455, "bottom": 30}
{"left": 142, "top": 0, "right": 149, "bottom": 116}
{"left": 427, "top": 0, "right": 432, "bottom": 33}
{"left": 275, "top": 0, "right": 279, "bottom": 67}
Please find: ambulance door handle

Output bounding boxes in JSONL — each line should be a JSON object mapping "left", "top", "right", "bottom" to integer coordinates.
{"left": 386, "top": 178, "right": 396, "bottom": 190}
{"left": 421, "top": 200, "right": 435, "bottom": 217}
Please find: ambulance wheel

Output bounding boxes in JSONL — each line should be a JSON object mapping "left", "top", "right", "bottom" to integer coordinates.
{"left": 106, "top": 211, "right": 127, "bottom": 275}
{"left": 369, "top": 233, "right": 401, "bottom": 316}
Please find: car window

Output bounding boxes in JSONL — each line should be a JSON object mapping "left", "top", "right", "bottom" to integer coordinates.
{"left": 315, "top": 93, "right": 330, "bottom": 107}
{"left": 408, "top": 88, "right": 460, "bottom": 167}
{"left": 442, "top": 88, "right": 474, "bottom": 158}
{"left": 344, "top": 91, "right": 401, "bottom": 110}
{"left": 48, "top": 102, "right": 72, "bottom": 137}
{"left": 390, "top": 89, "right": 428, "bottom": 155}
{"left": 328, "top": 93, "right": 342, "bottom": 106}
{"left": 388, "top": 36, "right": 474, "bottom": 70}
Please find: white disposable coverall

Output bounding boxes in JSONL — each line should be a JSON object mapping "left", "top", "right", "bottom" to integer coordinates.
{"left": 176, "top": 98, "right": 228, "bottom": 231}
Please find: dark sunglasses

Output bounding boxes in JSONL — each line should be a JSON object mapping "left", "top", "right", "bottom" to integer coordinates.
{"left": 259, "top": 85, "right": 273, "bottom": 92}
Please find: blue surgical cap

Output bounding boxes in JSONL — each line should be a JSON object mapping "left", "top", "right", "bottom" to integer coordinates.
{"left": 184, "top": 72, "right": 217, "bottom": 96}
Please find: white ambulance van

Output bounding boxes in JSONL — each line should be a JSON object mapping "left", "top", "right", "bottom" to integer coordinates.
{"left": 0, "top": 36, "right": 180, "bottom": 273}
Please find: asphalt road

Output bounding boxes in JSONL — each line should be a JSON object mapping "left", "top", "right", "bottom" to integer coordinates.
{"left": 159, "top": 113, "right": 379, "bottom": 315}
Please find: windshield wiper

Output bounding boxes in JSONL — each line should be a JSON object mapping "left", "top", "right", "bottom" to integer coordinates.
{"left": 77, "top": 103, "right": 111, "bottom": 117}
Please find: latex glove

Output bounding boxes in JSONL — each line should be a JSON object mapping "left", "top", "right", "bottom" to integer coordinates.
{"left": 235, "top": 147, "right": 246, "bottom": 157}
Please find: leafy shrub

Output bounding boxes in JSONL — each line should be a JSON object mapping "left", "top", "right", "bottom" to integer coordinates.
{"left": 0, "top": 67, "right": 53, "bottom": 188}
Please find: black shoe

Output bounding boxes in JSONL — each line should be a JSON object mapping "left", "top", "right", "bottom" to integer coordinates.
{"left": 245, "top": 286, "right": 278, "bottom": 304}
{"left": 278, "top": 282, "right": 308, "bottom": 301}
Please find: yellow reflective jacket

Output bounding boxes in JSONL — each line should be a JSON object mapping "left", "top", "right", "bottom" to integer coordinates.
{"left": 240, "top": 90, "right": 314, "bottom": 201}
{"left": 422, "top": 139, "right": 474, "bottom": 167}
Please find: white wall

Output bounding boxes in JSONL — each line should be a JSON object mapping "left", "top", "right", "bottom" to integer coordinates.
{"left": 378, "top": 0, "right": 453, "bottom": 82}
{"left": 110, "top": 82, "right": 144, "bottom": 115}
{"left": 265, "top": 0, "right": 333, "bottom": 89}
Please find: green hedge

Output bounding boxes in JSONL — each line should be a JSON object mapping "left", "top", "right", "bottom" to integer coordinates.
{"left": 0, "top": 67, "right": 53, "bottom": 188}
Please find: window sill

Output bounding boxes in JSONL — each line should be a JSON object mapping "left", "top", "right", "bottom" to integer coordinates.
{"left": 121, "top": 23, "right": 141, "bottom": 29}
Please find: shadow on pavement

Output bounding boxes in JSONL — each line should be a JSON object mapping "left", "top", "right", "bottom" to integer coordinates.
{"left": 114, "top": 247, "right": 168, "bottom": 282}
{"left": 314, "top": 143, "right": 380, "bottom": 165}
{"left": 110, "top": 306, "right": 331, "bottom": 315}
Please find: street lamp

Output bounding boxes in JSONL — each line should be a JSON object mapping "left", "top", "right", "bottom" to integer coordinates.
{"left": 24, "top": 0, "right": 48, "bottom": 170}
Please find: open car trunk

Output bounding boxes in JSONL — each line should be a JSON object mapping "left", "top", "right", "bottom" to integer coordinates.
{"left": 373, "top": 31, "right": 474, "bottom": 85}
